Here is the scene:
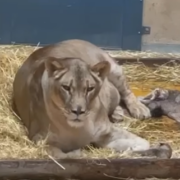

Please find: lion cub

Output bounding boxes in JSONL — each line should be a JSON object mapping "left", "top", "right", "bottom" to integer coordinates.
{"left": 140, "top": 88, "right": 180, "bottom": 123}
{"left": 12, "top": 39, "right": 170, "bottom": 159}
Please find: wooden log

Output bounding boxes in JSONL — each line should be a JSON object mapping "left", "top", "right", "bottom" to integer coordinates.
{"left": 113, "top": 57, "right": 180, "bottom": 66}
{"left": 1, "top": 158, "right": 180, "bottom": 180}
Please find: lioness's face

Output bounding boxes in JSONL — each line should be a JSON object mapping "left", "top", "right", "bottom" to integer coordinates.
{"left": 45, "top": 57, "right": 110, "bottom": 126}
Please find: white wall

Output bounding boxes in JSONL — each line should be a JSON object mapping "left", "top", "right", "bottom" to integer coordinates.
{"left": 142, "top": 0, "right": 180, "bottom": 52}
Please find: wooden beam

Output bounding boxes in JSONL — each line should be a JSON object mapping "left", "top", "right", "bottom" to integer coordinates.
{"left": 113, "top": 57, "right": 180, "bottom": 66}
{"left": 1, "top": 158, "right": 180, "bottom": 180}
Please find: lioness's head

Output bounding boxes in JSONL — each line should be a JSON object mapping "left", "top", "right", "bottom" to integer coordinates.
{"left": 44, "top": 57, "right": 110, "bottom": 127}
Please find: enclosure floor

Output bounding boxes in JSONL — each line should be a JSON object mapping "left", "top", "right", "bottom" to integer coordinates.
{"left": 128, "top": 81, "right": 180, "bottom": 158}
{"left": 131, "top": 81, "right": 180, "bottom": 96}
{"left": 1, "top": 45, "right": 180, "bottom": 159}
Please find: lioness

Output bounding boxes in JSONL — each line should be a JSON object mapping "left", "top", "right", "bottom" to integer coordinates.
{"left": 12, "top": 39, "right": 170, "bottom": 158}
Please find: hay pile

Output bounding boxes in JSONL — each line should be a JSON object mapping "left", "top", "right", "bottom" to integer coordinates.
{"left": 0, "top": 45, "right": 180, "bottom": 160}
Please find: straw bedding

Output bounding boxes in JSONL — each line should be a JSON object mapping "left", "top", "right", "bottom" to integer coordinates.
{"left": 1, "top": 45, "right": 180, "bottom": 160}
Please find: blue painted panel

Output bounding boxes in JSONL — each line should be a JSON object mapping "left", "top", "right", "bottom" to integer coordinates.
{"left": 122, "top": 0, "right": 143, "bottom": 50}
{"left": 0, "top": 0, "right": 143, "bottom": 50}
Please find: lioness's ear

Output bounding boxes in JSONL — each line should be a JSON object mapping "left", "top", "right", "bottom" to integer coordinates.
{"left": 45, "top": 57, "right": 64, "bottom": 77}
{"left": 91, "top": 61, "right": 110, "bottom": 80}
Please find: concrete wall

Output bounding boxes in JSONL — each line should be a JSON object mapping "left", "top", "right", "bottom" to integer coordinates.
{"left": 142, "top": 0, "right": 180, "bottom": 52}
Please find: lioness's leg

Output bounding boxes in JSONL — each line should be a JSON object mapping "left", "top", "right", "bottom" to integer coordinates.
{"left": 96, "top": 126, "right": 171, "bottom": 158}
{"left": 32, "top": 133, "right": 83, "bottom": 159}
{"left": 110, "top": 105, "right": 124, "bottom": 123}
{"left": 110, "top": 102, "right": 133, "bottom": 123}
{"left": 108, "top": 62, "right": 151, "bottom": 119}
{"left": 98, "top": 126, "right": 150, "bottom": 151}
{"left": 47, "top": 146, "right": 82, "bottom": 159}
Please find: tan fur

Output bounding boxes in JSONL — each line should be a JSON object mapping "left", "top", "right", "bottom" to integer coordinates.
{"left": 12, "top": 39, "right": 169, "bottom": 159}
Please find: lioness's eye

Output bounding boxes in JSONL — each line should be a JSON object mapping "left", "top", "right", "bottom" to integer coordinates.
{"left": 62, "top": 85, "right": 71, "bottom": 91}
{"left": 87, "top": 87, "right": 94, "bottom": 92}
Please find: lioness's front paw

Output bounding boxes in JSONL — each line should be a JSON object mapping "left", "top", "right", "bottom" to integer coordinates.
{"left": 47, "top": 146, "right": 82, "bottom": 159}
{"left": 111, "top": 106, "right": 124, "bottom": 123}
{"left": 128, "top": 101, "right": 151, "bottom": 120}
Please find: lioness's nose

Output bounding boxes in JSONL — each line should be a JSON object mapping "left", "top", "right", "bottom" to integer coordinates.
{"left": 71, "top": 105, "right": 85, "bottom": 116}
